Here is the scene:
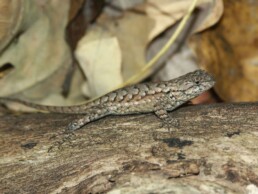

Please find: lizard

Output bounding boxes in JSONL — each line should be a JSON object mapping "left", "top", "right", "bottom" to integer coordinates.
{"left": 0, "top": 69, "right": 215, "bottom": 131}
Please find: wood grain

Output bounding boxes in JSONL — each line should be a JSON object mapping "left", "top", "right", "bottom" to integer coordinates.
{"left": 0, "top": 103, "right": 257, "bottom": 193}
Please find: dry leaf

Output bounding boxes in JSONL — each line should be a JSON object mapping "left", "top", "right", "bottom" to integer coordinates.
{"left": 0, "top": 0, "right": 23, "bottom": 52}
{"left": 0, "top": 0, "right": 71, "bottom": 98}
{"left": 194, "top": 0, "right": 223, "bottom": 32}
{"left": 75, "top": 26, "right": 123, "bottom": 97}
{"left": 101, "top": 12, "right": 155, "bottom": 81}
{"left": 138, "top": 0, "right": 221, "bottom": 40}
{"left": 108, "top": 0, "right": 144, "bottom": 10}
{"left": 190, "top": 0, "right": 258, "bottom": 101}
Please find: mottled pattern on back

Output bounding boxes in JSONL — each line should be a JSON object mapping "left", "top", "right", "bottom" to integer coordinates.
{"left": 0, "top": 70, "right": 215, "bottom": 131}
{"left": 67, "top": 70, "right": 215, "bottom": 130}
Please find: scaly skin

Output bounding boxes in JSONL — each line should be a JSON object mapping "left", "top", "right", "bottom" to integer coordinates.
{"left": 0, "top": 70, "right": 215, "bottom": 131}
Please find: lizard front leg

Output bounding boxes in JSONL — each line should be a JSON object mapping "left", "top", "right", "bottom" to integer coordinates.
{"left": 154, "top": 103, "right": 179, "bottom": 132}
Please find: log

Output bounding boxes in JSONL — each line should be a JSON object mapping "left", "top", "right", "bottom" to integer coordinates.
{"left": 0, "top": 103, "right": 258, "bottom": 193}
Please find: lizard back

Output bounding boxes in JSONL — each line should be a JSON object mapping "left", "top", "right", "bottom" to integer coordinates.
{"left": 0, "top": 70, "right": 215, "bottom": 115}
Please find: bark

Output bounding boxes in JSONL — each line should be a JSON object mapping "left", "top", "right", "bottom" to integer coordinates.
{"left": 0, "top": 103, "right": 258, "bottom": 194}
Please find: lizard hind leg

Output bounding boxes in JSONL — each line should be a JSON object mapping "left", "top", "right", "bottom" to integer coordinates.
{"left": 67, "top": 109, "right": 109, "bottom": 131}
{"left": 67, "top": 116, "right": 91, "bottom": 131}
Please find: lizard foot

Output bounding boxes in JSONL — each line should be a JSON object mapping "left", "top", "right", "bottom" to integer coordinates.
{"left": 161, "top": 118, "right": 179, "bottom": 133}
{"left": 67, "top": 121, "right": 81, "bottom": 131}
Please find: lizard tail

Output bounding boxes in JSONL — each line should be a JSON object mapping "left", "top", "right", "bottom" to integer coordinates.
{"left": 0, "top": 97, "right": 89, "bottom": 114}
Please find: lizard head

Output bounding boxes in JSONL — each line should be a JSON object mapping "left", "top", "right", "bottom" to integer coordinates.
{"left": 167, "top": 69, "right": 215, "bottom": 101}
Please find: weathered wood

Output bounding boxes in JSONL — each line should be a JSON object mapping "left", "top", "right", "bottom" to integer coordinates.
{"left": 0, "top": 103, "right": 258, "bottom": 193}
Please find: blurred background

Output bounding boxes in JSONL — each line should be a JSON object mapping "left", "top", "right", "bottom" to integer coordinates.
{"left": 0, "top": 0, "right": 257, "bottom": 108}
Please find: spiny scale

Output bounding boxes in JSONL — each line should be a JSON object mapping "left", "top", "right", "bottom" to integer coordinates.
{"left": 0, "top": 70, "right": 215, "bottom": 131}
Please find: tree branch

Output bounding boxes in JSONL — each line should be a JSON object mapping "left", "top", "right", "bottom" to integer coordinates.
{"left": 0, "top": 103, "right": 257, "bottom": 193}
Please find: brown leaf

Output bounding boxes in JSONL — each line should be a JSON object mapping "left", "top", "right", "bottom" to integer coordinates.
{"left": 190, "top": 0, "right": 258, "bottom": 101}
